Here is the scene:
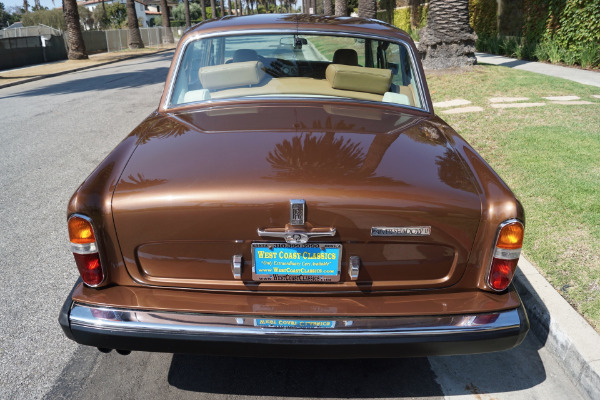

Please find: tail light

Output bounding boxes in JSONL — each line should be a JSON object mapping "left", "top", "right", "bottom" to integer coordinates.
{"left": 68, "top": 215, "right": 104, "bottom": 287}
{"left": 487, "top": 219, "right": 524, "bottom": 291}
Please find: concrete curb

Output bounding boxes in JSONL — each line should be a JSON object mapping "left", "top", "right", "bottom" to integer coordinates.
{"left": 0, "top": 48, "right": 174, "bottom": 90}
{"left": 515, "top": 256, "right": 600, "bottom": 400}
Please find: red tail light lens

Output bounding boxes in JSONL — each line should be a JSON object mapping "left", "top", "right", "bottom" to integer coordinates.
{"left": 68, "top": 214, "right": 104, "bottom": 287}
{"left": 73, "top": 253, "right": 103, "bottom": 286}
{"left": 489, "top": 258, "right": 518, "bottom": 291}
{"left": 488, "top": 220, "right": 524, "bottom": 291}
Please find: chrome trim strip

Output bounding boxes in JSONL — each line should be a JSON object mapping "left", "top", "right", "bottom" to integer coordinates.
{"left": 67, "top": 214, "right": 107, "bottom": 288}
{"left": 257, "top": 228, "right": 336, "bottom": 244}
{"left": 163, "top": 28, "right": 430, "bottom": 114}
{"left": 70, "top": 303, "right": 522, "bottom": 338}
{"left": 486, "top": 218, "right": 524, "bottom": 292}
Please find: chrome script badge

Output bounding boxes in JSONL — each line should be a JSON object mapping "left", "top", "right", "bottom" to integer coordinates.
{"left": 371, "top": 226, "right": 431, "bottom": 237}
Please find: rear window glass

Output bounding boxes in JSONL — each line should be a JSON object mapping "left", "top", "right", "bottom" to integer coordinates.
{"left": 170, "top": 33, "right": 424, "bottom": 109}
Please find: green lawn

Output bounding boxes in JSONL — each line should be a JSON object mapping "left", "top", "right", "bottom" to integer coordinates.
{"left": 426, "top": 65, "right": 600, "bottom": 330}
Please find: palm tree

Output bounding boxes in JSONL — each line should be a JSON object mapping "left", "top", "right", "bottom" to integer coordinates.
{"left": 200, "top": 0, "right": 206, "bottom": 20}
{"left": 63, "top": 0, "right": 87, "bottom": 59}
{"left": 210, "top": 0, "right": 217, "bottom": 17}
{"left": 417, "top": 0, "right": 476, "bottom": 69}
{"left": 160, "top": 0, "right": 175, "bottom": 43}
{"left": 409, "top": 0, "right": 419, "bottom": 29}
{"left": 334, "top": 0, "right": 346, "bottom": 16}
{"left": 183, "top": 0, "right": 191, "bottom": 27}
{"left": 126, "top": 0, "right": 144, "bottom": 48}
{"left": 323, "top": 0, "right": 332, "bottom": 15}
{"left": 358, "top": 0, "right": 375, "bottom": 18}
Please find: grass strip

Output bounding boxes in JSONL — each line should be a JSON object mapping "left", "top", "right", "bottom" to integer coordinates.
{"left": 427, "top": 65, "right": 600, "bottom": 330}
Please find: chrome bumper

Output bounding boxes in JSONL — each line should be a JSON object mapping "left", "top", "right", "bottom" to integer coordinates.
{"left": 62, "top": 300, "right": 529, "bottom": 358}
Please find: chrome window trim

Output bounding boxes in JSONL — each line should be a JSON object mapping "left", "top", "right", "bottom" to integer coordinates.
{"left": 70, "top": 303, "right": 522, "bottom": 338}
{"left": 164, "top": 29, "right": 431, "bottom": 113}
{"left": 486, "top": 218, "right": 524, "bottom": 292}
{"left": 68, "top": 213, "right": 107, "bottom": 288}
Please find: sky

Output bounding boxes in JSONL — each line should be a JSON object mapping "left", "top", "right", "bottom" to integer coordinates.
{"left": 3, "top": 0, "right": 63, "bottom": 13}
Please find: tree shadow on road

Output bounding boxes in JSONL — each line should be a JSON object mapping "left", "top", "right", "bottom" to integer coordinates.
{"left": 0, "top": 66, "right": 170, "bottom": 99}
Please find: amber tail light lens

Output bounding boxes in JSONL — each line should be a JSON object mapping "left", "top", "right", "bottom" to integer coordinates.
{"left": 488, "top": 220, "right": 524, "bottom": 292}
{"left": 68, "top": 215, "right": 104, "bottom": 287}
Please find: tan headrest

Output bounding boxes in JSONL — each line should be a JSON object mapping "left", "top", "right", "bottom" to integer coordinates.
{"left": 199, "top": 61, "right": 265, "bottom": 90}
{"left": 325, "top": 64, "right": 392, "bottom": 95}
{"left": 332, "top": 49, "right": 359, "bottom": 66}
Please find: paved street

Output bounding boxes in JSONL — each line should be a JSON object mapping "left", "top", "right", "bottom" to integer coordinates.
{"left": 0, "top": 52, "right": 588, "bottom": 400}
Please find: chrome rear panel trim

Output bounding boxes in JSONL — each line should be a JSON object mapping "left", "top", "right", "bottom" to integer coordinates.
{"left": 70, "top": 303, "right": 522, "bottom": 338}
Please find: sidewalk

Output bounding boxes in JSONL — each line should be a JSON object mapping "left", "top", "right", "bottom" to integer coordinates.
{"left": 476, "top": 52, "right": 600, "bottom": 87}
{"left": 0, "top": 44, "right": 176, "bottom": 89}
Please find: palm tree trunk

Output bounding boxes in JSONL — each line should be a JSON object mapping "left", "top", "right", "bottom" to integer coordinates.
{"left": 126, "top": 0, "right": 144, "bottom": 48}
{"left": 417, "top": 0, "right": 477, "bottom": 69}
{"left": 358, "top": 0, "right": 375, "bottom": 18}
{"left": 201, "top": 0, "right": 206, "bottom": 20}
{"left": 63, "top": 0, "right": 87, "bottom": 59}
{"left": 409, "top": 0, "right": 419, "bottom": 29}
{"left": 334, "top": 0, "right": 346, "bottom": 16}
{"left": 160, "top": 0, "right": 174, "bottom": 43}
{"left": 183, "top": 0, "right": 191, "bottom": 27}
{"left": 323, "top": 0, "right": 332, "bottom": 15}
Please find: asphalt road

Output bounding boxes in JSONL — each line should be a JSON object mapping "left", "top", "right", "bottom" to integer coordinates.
{"left": 0, "top": 52, "right": 587, "bottom": 400}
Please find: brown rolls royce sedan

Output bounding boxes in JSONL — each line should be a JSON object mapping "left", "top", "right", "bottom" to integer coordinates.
{"left": 59, "top": 14, "right": 529, "bottom": 358}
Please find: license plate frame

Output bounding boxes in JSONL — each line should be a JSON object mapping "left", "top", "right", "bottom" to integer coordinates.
{"left": 251, "top": 243, "right": 342, "bottom": 283}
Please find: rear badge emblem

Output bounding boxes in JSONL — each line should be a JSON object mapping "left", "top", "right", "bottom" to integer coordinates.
{"left": 290, "top": 199, "right": 305, "bottom": 225}
{"left": 371, "top": 226, "right": 431, "bottom": 237}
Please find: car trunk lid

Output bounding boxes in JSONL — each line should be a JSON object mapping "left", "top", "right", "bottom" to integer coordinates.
{"left": 112, "top": 103, "right": 482, "bottom": 292}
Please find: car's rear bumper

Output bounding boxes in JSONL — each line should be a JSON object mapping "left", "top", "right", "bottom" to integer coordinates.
{"left": 59, "top": 285, "right": 529, "bottom": 358}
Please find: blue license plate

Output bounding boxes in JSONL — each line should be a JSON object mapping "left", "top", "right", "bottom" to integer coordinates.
{"left": 251, "top": 243, "right": 342, "bottom": 282}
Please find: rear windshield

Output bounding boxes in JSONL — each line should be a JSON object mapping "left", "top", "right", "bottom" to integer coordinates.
{"left": 169, "top": 33, "right": 424, "bottom": 109}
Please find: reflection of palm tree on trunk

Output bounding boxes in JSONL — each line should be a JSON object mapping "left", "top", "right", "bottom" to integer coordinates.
{"left": 266, "top": 119, "right": 406, "bottom": 185}
{"left": 127, "top": 0, "right": 144, "bottom": 49}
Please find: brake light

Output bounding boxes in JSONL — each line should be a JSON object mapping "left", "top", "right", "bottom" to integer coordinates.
{"left": 488, "top": 220, "right": 524, "bottom": 291}
{"left": 68, "top": 215, "right": 104, "bottom": 287}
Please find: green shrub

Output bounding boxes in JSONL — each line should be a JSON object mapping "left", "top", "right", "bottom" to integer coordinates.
{"left": 545, "top": 39, "right": 562, "bottom": 63}
{"left": 392, "top": 5, "right": 427, "bottom": 34}
{"left": 469, "top": 0, "right": 497, "bottom": 36}
{"left": 514, "top": 37, "right": 537, "bottom": 60}
{"left": 578, "top": 43, "right": 600, "bottom": 68}
{"left": 550, "top": 0, "right": 600, "bottom": 52}
{"left": 534, "top": 41, "right": 550, "bottom": 62}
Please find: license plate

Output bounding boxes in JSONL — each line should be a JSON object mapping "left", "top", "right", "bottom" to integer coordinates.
{"left": 254, "top": 318, "right": 336, "bottom": 328}
{"left": 251, "top": 243, "right": 342, "bottom": 282}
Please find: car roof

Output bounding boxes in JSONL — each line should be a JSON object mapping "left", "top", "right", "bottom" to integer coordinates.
{"left": 183, "top": 13, "right": 411, "bottom": 41}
